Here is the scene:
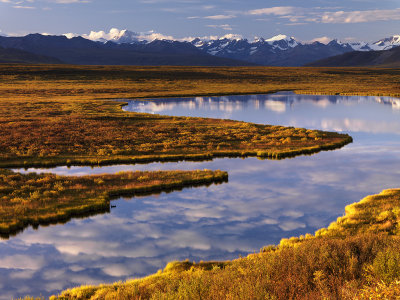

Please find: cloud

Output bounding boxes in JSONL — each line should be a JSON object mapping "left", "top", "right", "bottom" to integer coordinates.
{"left": 206, "top": 24, "right": 233, "bottom": 31}
{"left": 50, "top": 0, "right": 90, "bottom": 3}
{"left": 308, "top": 36, "right": 332, "bottom": 44}
{"left": 247, "top": 6, "right": 400, "bottom": 25}
{"left": 248, "top": 6, "right": 297, "bottom": 16}
{"left": 0, "top": 255, "right": 45, "bottom": 270}
{"left": 80, "top": 28, "right": 175, "bottom": 42}
{"left": 204, "top": 14, "right": 236, "bottom": 20}
{"left": 12, "top": 5, "right": 35, "bottom": 9}
{"left": 202, "top": 5, "right": 214, "bottom": 10}
{"left": 317, "top": 8, "right": 400, "bottom": 23}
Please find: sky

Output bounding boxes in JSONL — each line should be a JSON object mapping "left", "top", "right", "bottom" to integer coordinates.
{"left": 0, "top": 0, "right": 400, "bottom": 42}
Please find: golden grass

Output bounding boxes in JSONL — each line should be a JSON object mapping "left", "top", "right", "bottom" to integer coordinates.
{"left": 0, "top": 169, "right": 227, "bottom": 237}
{"left": 1, "top": 65, "right": 400, "bottom": 102}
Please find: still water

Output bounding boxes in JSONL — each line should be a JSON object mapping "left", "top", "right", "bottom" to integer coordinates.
{"left": 3, "top": 92, "right": 400, "bottom": 299}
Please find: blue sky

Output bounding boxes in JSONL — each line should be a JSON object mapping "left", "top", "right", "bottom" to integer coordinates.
{"left": 0, "top": 0, "right": 399, "bottom": 41}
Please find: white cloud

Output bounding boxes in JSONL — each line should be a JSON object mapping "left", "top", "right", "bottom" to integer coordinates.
{"left": 63, "top": 32, "right": 76, "bottom": 39}
{"left": 220, "top": 33, "right": 242, "bottom": 40}
{"left": 206, "top": 24, "right": 233, "bottom": 31}
{"left": 248, "top": 6, "right": 297, "bottom": 16}
{"left": 308, "top": 36, "right": 332, "bottom": 44}
{"left": 0, "top": 255, "right": 45, "bottom": 270}
{"left": 50, "top": 0, "right": 90, "bottom": 3}
{"left": 79, "top": 28, "right": 175, "bottom": 42}
{"left": 13, "top": 5, "right": 35, "bottom": 9}
{"left": 144, "top": 30, "right": 175, "bottom": 41}
{"left": 204, "top": 14, "right": 236, "bottom": 20}
{"left": 202, "top": 5, "right": 214, "bottom": 10}
{"left": 247, "top": 6, "right": 400, "bottom": 25}
{"left": 317, "top": 8, "right": 400, "bottom": 23}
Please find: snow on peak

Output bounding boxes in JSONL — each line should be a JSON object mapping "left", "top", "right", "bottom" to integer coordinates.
{"left": 80, "top": 28, "right": 175, "bottom": 44}
{"left": 218, "top": 33, "right": 243, "bottom": 41}
{"left": 265, "top": 34, "right": 298, "bottom": 49}
{"left": 265, "top": 34, "right": 290, "bottom": 42}
{"left": 371, "top": 35, "right": 400, "bottom": 50}
{"left": 63, "top": 33, "right": 76, "bottom": 39}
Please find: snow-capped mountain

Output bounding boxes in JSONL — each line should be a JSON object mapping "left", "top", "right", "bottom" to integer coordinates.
{"left": 264, "top": 34, "right": 299, "bottom": 49}
{"left": 335, "top": 35, "right": 400, "bottom": 51}
{"left": 80, "top": 28, "right": 174, "bottom": 44}
{"left": 76, "top": 30, "right": 400, "bottom": 64}
{"left": 370, "top": 35, "right": 400, "bottom": 51}
{"left": 0, "top": 33, "right": 251, "bottom": 66}
{"left": 189, "top": 35, "right": 355, "bottom": 66}
{"left": 185, "top": 34, "right": 400, "bottom": 66}
{"left": 81, "top": 29, "right": 400, "bottom": 52}
{"left": 2, "top": 28, "right": 399, "bottom": 66}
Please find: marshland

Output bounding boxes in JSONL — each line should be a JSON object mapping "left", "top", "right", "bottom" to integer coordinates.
{"left": 0, "top": 65, "right": 400, "bottom": 299}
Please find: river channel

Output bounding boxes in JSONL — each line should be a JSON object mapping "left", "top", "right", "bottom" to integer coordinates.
{"left": 2, "top": 92, "right": 400, "bottom": 299}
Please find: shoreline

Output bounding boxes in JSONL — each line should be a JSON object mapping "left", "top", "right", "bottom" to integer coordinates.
{"left": 0, "top": 170, "right": 228, "bottom": 238}
{"left": 1, "top": 134, "right": 352, "bottom": 169}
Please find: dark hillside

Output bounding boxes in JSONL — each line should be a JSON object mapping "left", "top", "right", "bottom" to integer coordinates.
{"left": 307, "top": 46, "right": 400, "bottom": 67}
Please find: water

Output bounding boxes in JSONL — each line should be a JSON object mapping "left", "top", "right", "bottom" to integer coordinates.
{"left": 2, "top": 92, "right": 400, "bottom": 299}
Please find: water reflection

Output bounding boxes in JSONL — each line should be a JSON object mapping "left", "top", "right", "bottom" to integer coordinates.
{"left": 3, "top": 92, "right": 400, "bottom": 299}
{"left": 124, "top": 92, "right": 400, "bottom": 133}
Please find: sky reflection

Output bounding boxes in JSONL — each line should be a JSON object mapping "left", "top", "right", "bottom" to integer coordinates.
{"left": 3, "top": 92, "right": 400, "bottom": 299}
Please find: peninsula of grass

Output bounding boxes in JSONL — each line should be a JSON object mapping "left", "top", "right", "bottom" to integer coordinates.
{"left": 0, "top": 169, "right": 227, "bottom": 238}
{"left": 52, "top": 189, "right": 400, "bottom": 300}
{"left": 0, "top": 66, "right": 360, "bottom": 168}
{"left": 0, "top": 113, "right": 352, "bottom": 168}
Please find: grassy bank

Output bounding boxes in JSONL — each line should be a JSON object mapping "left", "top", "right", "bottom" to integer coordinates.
{"left": 52, "top": 189, "right": 400, "bottom": 300}
{"left": 0, "top": 169, "right": 227, "bottom": 238}
{"left": 0, "top": 91, "right": 353, "bottom": 169}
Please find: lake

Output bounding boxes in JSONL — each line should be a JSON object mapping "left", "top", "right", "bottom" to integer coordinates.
{"left": 2, "top": 92, "right": 400, "bottom": 299}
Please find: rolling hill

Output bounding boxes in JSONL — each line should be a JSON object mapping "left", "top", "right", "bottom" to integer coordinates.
{"left": 307, "top": 46, "right": 400, "bottom": 67}
{"left": 0, "top": 46, "right": 62, "bottom": 64}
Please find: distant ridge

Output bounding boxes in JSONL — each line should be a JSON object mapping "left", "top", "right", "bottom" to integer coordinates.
{"left": 0, "top": 46, "right": 62, "bottom": 64}
{"left": 0, "top": 34, "right": 254, "bottom": 66}
{"left": 306, "top": 46, "right": 400, "bottom": 67}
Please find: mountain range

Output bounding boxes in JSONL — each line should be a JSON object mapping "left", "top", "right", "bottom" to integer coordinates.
{"left": 0, "top": 34, "right": 250, "bottom": 66}
{"left": 190, "top": 35, "right": 400, "bottom": 66}
{"left": 0, "top": 29, "right": 399, "bottom": 66}
{"left": 83, "top": 29, "right": 400, "bottom": 66}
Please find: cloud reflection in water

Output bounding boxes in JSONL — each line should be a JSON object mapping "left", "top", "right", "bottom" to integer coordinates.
{"left": 3, "top": 92, "right": 400, "bottom": 299}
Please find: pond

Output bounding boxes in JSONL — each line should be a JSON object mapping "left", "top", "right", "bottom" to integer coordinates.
{"left": 2, "top": 92, "right": 400, "bottom": 299}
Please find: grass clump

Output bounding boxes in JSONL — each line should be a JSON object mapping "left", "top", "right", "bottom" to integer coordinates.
{"left": 0, "top": 169, "right": 227, "bottom": 237}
